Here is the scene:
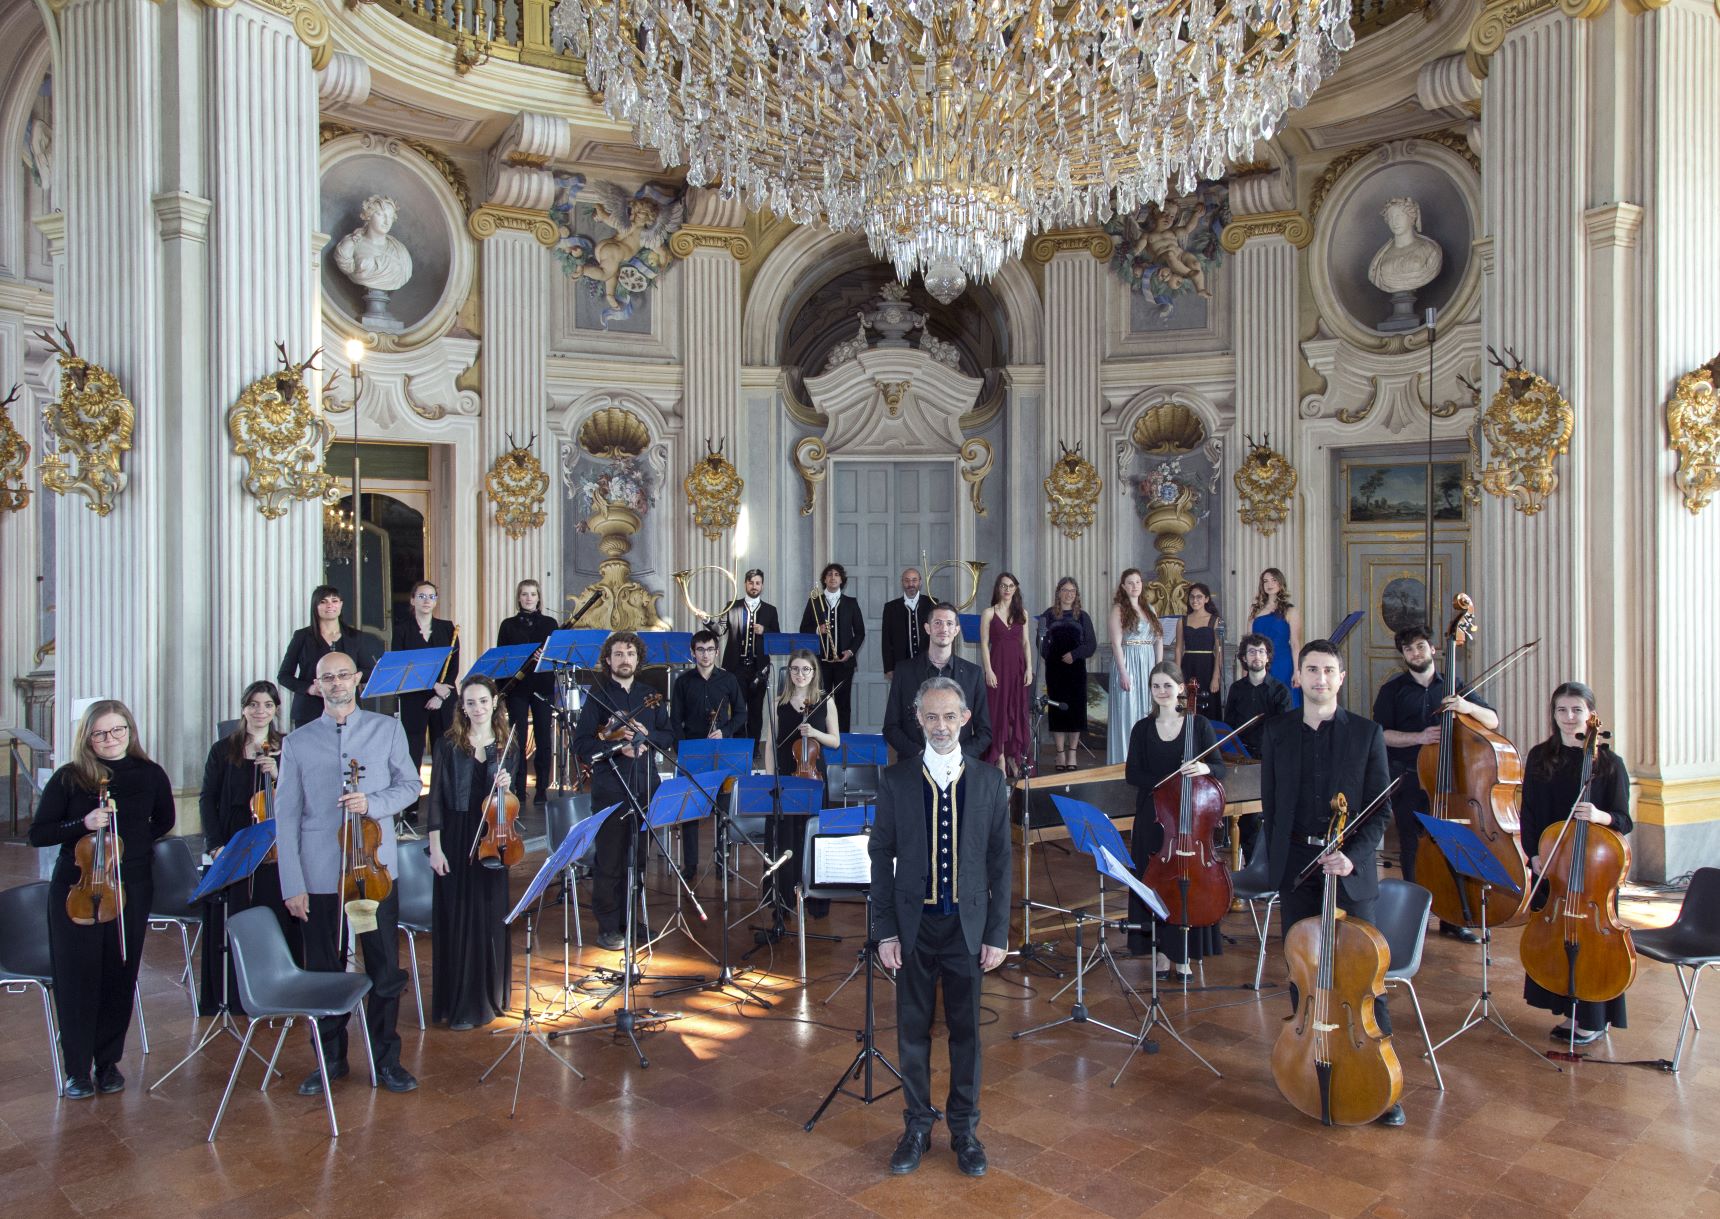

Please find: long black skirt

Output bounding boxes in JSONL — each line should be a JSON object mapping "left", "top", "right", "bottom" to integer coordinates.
{"left": 430, "top": 816, "right": 513, "bottom": 1027}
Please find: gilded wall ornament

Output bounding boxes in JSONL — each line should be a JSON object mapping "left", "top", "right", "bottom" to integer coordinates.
{"left": 36, "top": 326, "right": 133, "bottom": 517}
{"left": 792, "top": 436, "right": 828, "bottom": 516}
{"left": 1666, "top": 352, "right": 1720, "bottom": 515}
{"left": 227, "top": 343, "right": 340, "bottom": 520}
{"left": 0, "top": 384, "right": 30, "bottom": 512}
{"left": 1233, "top": 433, "right": 1297, "bottom": 537}
{"left": 960, "top": 438, "right": 994, "bottom": 517}
{"left": 1477, "top": 346, "right": 1573, "bottom": 516}
{"left": 684, "top": 439, "right": 744, "bottom": 540}
{"left": 485, "top": 432, "right": 551, "bottom": 538}
{"left": 1044, "top": 441, "right": 1102, "bottom": 540}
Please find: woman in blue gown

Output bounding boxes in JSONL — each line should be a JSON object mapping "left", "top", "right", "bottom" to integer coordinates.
{"left": 1247, "top": 568, "right": 1303, "bottom": 702}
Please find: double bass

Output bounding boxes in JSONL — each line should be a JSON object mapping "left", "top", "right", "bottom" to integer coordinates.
{"left": 1273, "top": 794, "right": 1402, "bottom": 1126}
{"left": 1140, "top": 681, "right": 1231, "bottom": 930}
{"left": 1519, "top": 713, "right": 1636, "bottom": 1005}
{"left": 67, "top": 777, "right": 126, "bottom": 960}
{"left": 1414, "top": 594, "right": 1530, "bottom": 927}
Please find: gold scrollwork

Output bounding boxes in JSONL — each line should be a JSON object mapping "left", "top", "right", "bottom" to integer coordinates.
{"left": 0, "top": 384, "right": 30, "bottom": 512}
{"left": 1044, "top": 441, "right": 1102, "bottom": 539}
{"left": 879, "top": 380, "right": 911, "bottom": 417}
{"left": 468, "top": 205, "right": 559, "bottom": 247}
{"left": 1477, "top": 347, "right": 1574, "bottom": 516}
{"left": 1666, "top": 352, "right": 1720, "bottom": 515}
{"left": 683, "top": 440, "right": 744, "bottom": 540}
{"left": 666, "top": 226, "right": 755, "bottom": 262}
{"left": 485, "top": 435, "right": 551, "bottom": 538}
{"left": 1027, "top": 230, "right": 1116, "bottom": 264}
{"left": 960, "top": 438, "right": 994, "bottom": 517}
{"left": 792, "top": 436, "right": 828, "bottom": 517}
{"left": 1218, "top": 210, "right": 1313, "bottom": 253}
{"left": 1234, "top": 433, "right": 1297, "bottom": 537}
{"left": 36, "top": 326, "right": 134, "bottom": 517}
{"left": 227, "top": 343, "right": 341, "bottom": 520}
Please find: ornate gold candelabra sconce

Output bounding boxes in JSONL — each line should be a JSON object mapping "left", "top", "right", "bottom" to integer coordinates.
{"left": 35, "top": 326, "right": 133, "bottom": 517}
{"left": 1666, "top": 352, "right": 1720, "bottom": 515}
{"left": 1044, "top": 441, "right": 1102, "bottom": 539}
{"left": 485, "top": 431, "right": 550, "bottom": 539}
{"left": 1477, "top": 346, "right": 1573, "bottom": 517}
{"left": 228, "top": 343, "right": 340, "bottom": 520}
{"left": 0, "top": 384, "right": 30, "bottom": 512}
{"left": 684, "top": 438, "right": 744, "bottom": 540}
{"left": 1234, "top": 432, "right": 1296, "bottom": 537}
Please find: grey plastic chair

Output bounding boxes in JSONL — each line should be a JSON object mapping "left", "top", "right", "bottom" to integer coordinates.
{"left": 1230, "top": 845, "right": 1279, "bottom": 990}
{"left": 1374, "top": 878, "right": 1445, "bottom": 1090}
{"left": 0, "top": 882, "right": 66, "bottom": 1097}
{"left": 148, "top": 837, "right": 204, "bottom": 1011}
{"left": 839, "top": 763, "right": 881, "bottom": 807}
{"left": 1633, "top": 867, "right": 1720, "bottom": 1072}
{"left": 394, "top": 842, "right": 433, "bottom": 1030}
{"left": 209, "top": 907, "right": 375, "bottom": 1142}
{"left": 545, "top": 793, "right": 593, "bottom": 950}
{"left": 797, "top": 814, "right": 870, "bottom": 984}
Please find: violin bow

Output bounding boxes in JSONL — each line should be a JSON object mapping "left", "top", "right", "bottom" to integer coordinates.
{"left": 1523, "top": 722, "right": 1612, "bottom": 906}
{"left": 1450, "top": 638, "right": 1540, "bottom": 706}
{"left": 1150, "top": 714, "right": 1263, "bottom": 789}
{"left": 1292, "top": 773, "right": 1407, "bottom": 888}
{"left": 469, "top": 726, "right": 519, "bottom": 861}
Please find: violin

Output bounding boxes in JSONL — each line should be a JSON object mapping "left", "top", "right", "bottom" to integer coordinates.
{"left": 1273, "top": 793, "right": 1403, "bottom": 1126}
{"left": 250, "top": 743, "right": 280, "bottom": 864}
{"left": 67, "top": 778, "right": 126, "bottom": 959}
{"left": 337, "top": 758, "right": 391, "bottom": 905}
{"left": 596, "top": 692, "right": 664, "bottom": 741}
{"left": 1414, "top": 594, "right": 1531, "bottom": 928}
{"left": 1519, "top": 713, "right": 1636, "bottom": 1004}
{"left": 1140, "top": 680, "right": 1231, "bottom": 929}
{"left": 787, "top": 681, "right": 843, "bottom": 781}
{"left": 475, "top": 732, "right": 524, "bottom": 870}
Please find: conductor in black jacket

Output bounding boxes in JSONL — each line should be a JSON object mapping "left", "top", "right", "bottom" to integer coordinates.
{"left": 872, "top": 677, "right": 1011, "bottom": 1178}
{"left": 882, "top": 604, "right": 991, "bottom": 759}
{"left": 714, "top": 568, "right": 779, "bottom": 743}
{"left": 800, "top": 562, "right": 865, "bottom": 734}
{"left": 497, "top": 578, "right": 558, "bottom": 801}
{"left": 879, "top": 567, "right": 938, "bottom": 679}
{"left": 1260, "top": 638, "right": 1403, "bottom": 1127}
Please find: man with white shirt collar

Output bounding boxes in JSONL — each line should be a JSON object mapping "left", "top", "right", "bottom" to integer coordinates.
{"left": 880, "top": 567, "right": 940, "bottom": 680}
{"left": 871, "top": 677, "right": 1011, "bottom": 1179}
{"left": 883, "top": 604, "right": 991, "bottom": 760}
{"left": 800, "top": 561, "right": 864, "bottom": 733}
{"left": 714, "top": 567, "right": 779, "bottom": 744}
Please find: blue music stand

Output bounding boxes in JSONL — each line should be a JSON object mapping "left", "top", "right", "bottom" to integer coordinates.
{"left": 638, "top": 631, "right": 695, "bottom": 667}
{"left": 732, "top": 773, "right": 825, "bottom": 816}
{"left": 819, "top": 804, "right": 875, "bottom": 834}
{"left": 190, "top": 821, "right": 278, "bottom": 903}
{"left": 833, "top": 734, "right": 888, "bottom": 767}
{"left": 958, "top": 613, "right": 982, "bottom": 639}
{"left": 678, "top": 739, "right": 753, "bottom": 781}
{"left": 1330, "top": 610, "right": 1366, "bottom": 647}
{"left": 647, "top": 772, "right": 724, "bottom": 830}
{"left": 537, "top": 629, "right": 608, "bottom": 672}
{"left": 763, "top": 632, "right": 821, "bottom": 656}
{"left": 465, "top": 643, "right": 541, "bottom": 684}
{"left": 1096, "top": 846, "right": 1170, "bottom": 920}
{"left": 1049, "top": 794, "right": 1132, "bottom": 869}
{"left": 362, "top": 647, "right": 452, "bottom": 699}
{"left": 509, "top": 803, "right": 620, "bottom": 925}
{"left": 1208, "top": 719, "right": 1252, "bottom": 760}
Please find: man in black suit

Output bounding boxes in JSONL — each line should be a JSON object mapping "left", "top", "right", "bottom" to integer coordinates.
{"left": 871, "top": 677, "right": 1011, "bottom": 1178}
{"left": 800, "top": 561, "right": 864, "bottom": 732}
{"left": 1260, "top": 638, "right": 1403, "bottom": 1127}
{"left": 882, "top": 604, "right": 991, "bottom": 760}
{"left": 880, "top": 567, "right": 938, "bottom": 680}
{"left": 713, "top": 568, "right": 778, "bottom": 743}
{"left": 672, "top": 629, "right": 747, "bottom": 875}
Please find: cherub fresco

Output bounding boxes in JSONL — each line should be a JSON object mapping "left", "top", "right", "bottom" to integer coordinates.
{"left": 549, "top": 175, "right": 687, "bottom": 326}
{"left": 1106, "top": 182, "right": 1230, "bottom": 321}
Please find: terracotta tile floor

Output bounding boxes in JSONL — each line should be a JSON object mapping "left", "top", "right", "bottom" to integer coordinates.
{"left": 2, "top": 834, "right": 1716, "bottom": 1219}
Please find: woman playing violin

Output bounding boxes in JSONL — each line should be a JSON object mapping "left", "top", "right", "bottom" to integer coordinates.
{"left": 768, "top": 648, "right": 840, "bottom": 918}
{"left": 1521, "top": 682, "right": 1633, "bottom": 1045}
{"left": 196, "top": 681, "right": 294, "bottom": 1013}
{"left": 425, "top": 676, "right": 519, "bottom": 1030}
{"left": 29, "top": 701, "right": 175, "bottom": 1098}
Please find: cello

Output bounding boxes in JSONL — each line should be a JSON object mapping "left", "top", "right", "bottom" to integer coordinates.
{"left": 1414, "top": 594, "right": 1530, "bottom": 928}
{"left": 1273, "top": 793, "right": 1402, "bottom": 1126}
{"left": 67, "top": 777, "right": 127, "bottom": 961}
{"left": 474, "top": 730, "right": 524, "bottom": 870}
{"left": 1140, "top": 680, "right": 1231, "bottom": 930}
{"left": 1518, "top": 713, "right": 1636, "bottom": 1005}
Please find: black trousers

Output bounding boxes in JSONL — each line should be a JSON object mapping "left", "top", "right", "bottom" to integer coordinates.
{"left": 505, "top": 692, "right": 556, "bottom": 795}
{"left": 591, "top": 801, "right": 648, "bottom": 937}
{"left": 1279, "top": 856, "right": 1391, "bottom": 1036}
{"left": 818, "top": 658, "right": 856, "bottom": 733}
{"left": 399, "top": 693, "right": 454, "bottom": 813}
{"left": 1389, "top": 769, "right": 1428, "bottom": 887}
{"left": 730, "top": 662, "right": 769, "bottom": 744}
{"left": 47, "top": 874, "right": 152, "bottom": 1080}
{"left": 303, "top": 889, "right": 407, "bottom": 1071}
{"left": 895, "top": 911, "right": 983, "bottom": 1137}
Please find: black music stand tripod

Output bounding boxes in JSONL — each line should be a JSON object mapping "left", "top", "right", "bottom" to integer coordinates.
{"left": 804, "top": 886, "right": 901, "bottom": 1130}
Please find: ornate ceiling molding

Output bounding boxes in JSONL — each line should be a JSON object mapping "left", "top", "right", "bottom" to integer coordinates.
{"left": 197, "top": 0, "right": 333, "bottom": 71}
{"left": 1466, "top": 0, "right": 1663, "bottom": 77}
{"left": 1310, "top": 130, "right": 1481, "bottom": 222}
{"left": 1218, "top": 210, "right": 1313, "bottom": 253}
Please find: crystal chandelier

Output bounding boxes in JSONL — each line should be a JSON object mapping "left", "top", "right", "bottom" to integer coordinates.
{"left": 555, "top": 1, "right": 1354, "bottom": 284}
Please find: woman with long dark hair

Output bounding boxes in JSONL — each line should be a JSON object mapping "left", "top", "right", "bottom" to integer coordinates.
{"left": 197, "top": 681, "right": 295, "bottom": 1014}
{"left": 1038, "top": 577, "right": 1096, "bottom": 771}
{"left": 1520, "top": 681, "right": 1632, "bottom": 1045}
{"left": 30, "top": 701, "right": 175, "bottom": 1097}
{"left": 1246, "top": 568, "right": 1302, "bottom": 699}
{"left": 980, "top": 571, "right": 1034, "bottom": 778}
{"left": 1175, "top": 583, "right": 1223, "bottom": 722}
{"left": 1106, "top": 568, "right": 1164, "bottom": 765}
{"left": 277, "top": 585, "right": 369, "bottom": 728}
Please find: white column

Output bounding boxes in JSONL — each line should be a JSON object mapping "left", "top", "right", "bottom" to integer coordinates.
{"left": 1041, "top": 247, "right": 1108, "bottom": 609}
{"left": 675, "top": 242, "right": 744, "bottom": 627}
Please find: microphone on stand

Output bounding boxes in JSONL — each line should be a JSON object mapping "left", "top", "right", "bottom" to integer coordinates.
{"left": 761, "top": 850, "right": 794, "bottom": 879}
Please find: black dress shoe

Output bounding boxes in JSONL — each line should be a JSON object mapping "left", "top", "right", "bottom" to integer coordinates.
{"left": 63, "top": 1076, "right": 95, "bottom": 1100}
{"left": 596, "top": 931, "right": 626, "bottom": 951}
{"left": 1438, "top": 923, "right": 1481, "bottom": 944}
{"left": 298, "top": 1061, "right": 351, "bottom": 1096}
{"left": 1376, "top": 1103, "right": 1406, "bottom": 1127}
{"left": 952, "top": 1133, "right": 988, "bottom": 1177}
{"left": 378, "top": 1065, "right": 419, "bottom": 1093}
{"left": 1553, "top": 1026, "right": 1604, "bottom": 1046}
{"left": 95, "top": 1065, "right": 125, "bottom": 1094}
{"left": 889, "top": 1128, "right": 929, "bottom": 1175}
{"left": 449, "top": 1020, "right": 475, "bottom": 1032}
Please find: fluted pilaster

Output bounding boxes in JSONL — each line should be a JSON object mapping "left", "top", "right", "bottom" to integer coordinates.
{"left": 1041, "top": 250, "right": 1108, "bottom": 617}
{"left": 675, "top": 244, "right": 744, "bottom": 627}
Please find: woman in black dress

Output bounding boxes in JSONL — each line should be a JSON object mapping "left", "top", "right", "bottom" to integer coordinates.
{"left": 1124, "top": 661, "right": 1224, "bottom": 975}
{"left": 1521, "top": 681, "right": 1632, "bottom": 1044}
{"left": 426, "top": 676, "right": 519, "bottom": 1030}
{"left": 29, "top": 700, "right": 176, "bottom": 1097}
{"left": 277, "top": 584, "right": 369, "bottom": 728}
{"left": 1038, "top": 577, "right": 1096, "bottom": 771}
{"left": 767, "top": 648, "right": 840, "bottom": 917}
{"left": 197, "top": 681, "right": 294, "bottom": 1013}
{"left": 1175, "top": 583, "right": 1223, "bottom": 722}
{"left": 393, "top": 580, "right": 459, "bottom": 821}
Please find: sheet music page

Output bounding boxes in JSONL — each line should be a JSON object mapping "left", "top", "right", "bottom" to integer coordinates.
{"left": 812, "top": 833, "right": 872, "bottom": 886}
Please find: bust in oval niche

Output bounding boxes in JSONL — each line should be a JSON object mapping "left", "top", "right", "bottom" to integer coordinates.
{"left": 1368, "top": 196, "right": 1444, "bottom": 332}
{"left": 334, "top": 194, "right": 414, "bottom": 333}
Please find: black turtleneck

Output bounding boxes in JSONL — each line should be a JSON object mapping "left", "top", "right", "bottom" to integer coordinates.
{"left": 30, "top": 754, "right": 177, "bottom": 877}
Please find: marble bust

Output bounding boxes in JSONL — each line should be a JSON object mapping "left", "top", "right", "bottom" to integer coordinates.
{"left": 1368, "top": 196, "right": 1443, "bottom": 331}
{"left": 333, "top": 196, "right": 413, "bottom": 333}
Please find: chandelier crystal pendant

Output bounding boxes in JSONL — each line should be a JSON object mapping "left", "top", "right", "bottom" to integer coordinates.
{"left": 555, "top": 0, "right": 1354, "bottom": 284}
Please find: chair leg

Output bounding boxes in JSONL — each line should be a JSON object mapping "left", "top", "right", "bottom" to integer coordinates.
{"left": 1668, "top": 965, "right": 1708, "bottom": 1073}
{"left": 1675, "top": 964, "right": 1704, "bottom": 1034}
{"left": 403, "top": 928, "right": 424, "bottom": 1031}
{"left": 134, "top": 983, "right": 150, "bottom": 1055}
{"left": 177, "top": 921, "right": 197, "bottom": 1011}
{"left": 797, "top": 887, "right": 807, "bottom": 982}
{"left": 1396, "top": 976, "right": 1445, "bottom": 1091}
{"left": 38, "top": 983, "right": 65, "bottom": 1097}
{"left": 357, "top": 998, "right": 379, "bottom": 1088}
{"left": 308, "top": 1021, "right": 340, "bottom": 1137}
{"left": 208, "top": 1020, "right": 259, "bottom": 1142}
{"left": 262, "top": 1019, "right": 292, "bottom": 1091}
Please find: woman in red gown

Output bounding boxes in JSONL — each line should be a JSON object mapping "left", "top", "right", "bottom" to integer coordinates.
{"left": 981, "top": 571, "right": 1034, "bottom": 778}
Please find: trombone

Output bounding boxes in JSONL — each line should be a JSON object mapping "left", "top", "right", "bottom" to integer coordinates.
{"left": 926, "top": 559, "right": 988, "bottom": 612}
{"left": 807, "top": 580, "right": 839, "bottom": 661}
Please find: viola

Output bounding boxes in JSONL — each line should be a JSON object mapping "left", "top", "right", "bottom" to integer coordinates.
{"left": 250, "top": 744, "right": 280, "bottom": 864}
{"left": 1140, "top": 681, "right": 1231, "bottom": 929}
{"left": 337, "top": 758, "right": 392, "bottom": 905}
{"left": 1519, "top": 713, "right": 1636, "bottom": 1004}
{"left": 1273, "top": 794, "right": 1403, "bottom": 1126}
{"left": 67, "top": 778, "right": 126, "bottom": 959}
{"left": 1415, "top": 594, "right": 1531, "bottom": 928}
{"left": 475, "top": 733, "right": 524, "bottom": 870}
